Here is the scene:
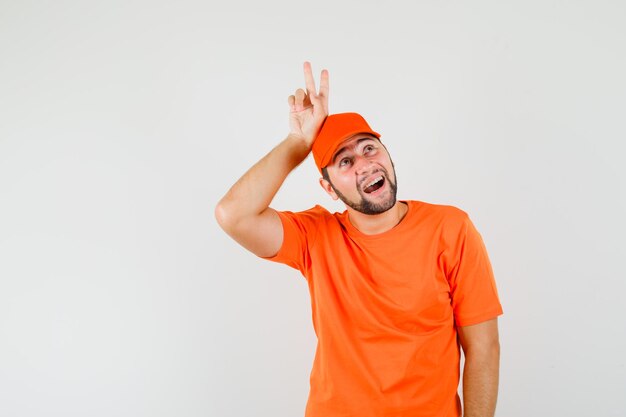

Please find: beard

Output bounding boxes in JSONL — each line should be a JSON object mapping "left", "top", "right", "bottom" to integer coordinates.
{"left": 330, "top": 166, "right": 398, "bottom": 215}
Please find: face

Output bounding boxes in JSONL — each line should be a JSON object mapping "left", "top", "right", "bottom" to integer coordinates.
{"left": 320, "top": 133, "right": 398, "bottom": 215}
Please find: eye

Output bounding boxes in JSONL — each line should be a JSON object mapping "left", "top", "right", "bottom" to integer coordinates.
{"left": 339, "top": 157, "right": 352, "bottom": 167}
{"left": 363, "top": 144, "right": 377, "bottom": 154}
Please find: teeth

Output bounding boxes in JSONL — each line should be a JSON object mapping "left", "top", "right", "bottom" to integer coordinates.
{"left": 365, "top": 176, "right": 383, "bottom": 188}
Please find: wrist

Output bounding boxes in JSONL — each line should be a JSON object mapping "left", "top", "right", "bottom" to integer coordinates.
{"left": 285, "top": 133, "right": 313, "bottom": 152}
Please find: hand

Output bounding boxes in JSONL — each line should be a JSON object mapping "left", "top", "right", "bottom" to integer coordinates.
{"left": 287, "top": 61, "right": 329, "bottom": 147}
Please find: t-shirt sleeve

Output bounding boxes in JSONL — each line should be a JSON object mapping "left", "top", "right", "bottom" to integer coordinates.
{"left": 446, "top": 211, "right": 504, "bottom": 327}
{"left": 257, "top": 207, "right": 321, "bottom": 275}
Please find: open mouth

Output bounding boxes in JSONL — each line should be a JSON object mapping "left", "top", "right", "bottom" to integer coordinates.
{"left": 363, "top": 175, "right": 385, "bottom": 194}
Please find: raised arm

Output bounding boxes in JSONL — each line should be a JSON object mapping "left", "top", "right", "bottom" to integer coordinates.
{"left": 214, "top": 62, "right": 329, "bottom": 257}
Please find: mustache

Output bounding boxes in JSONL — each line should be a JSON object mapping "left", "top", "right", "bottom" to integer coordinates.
{"left": 357, "top": 167, "right": 388, "bottom": 187}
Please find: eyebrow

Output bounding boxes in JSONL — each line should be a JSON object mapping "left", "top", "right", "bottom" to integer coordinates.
{"left": 331, "top": 138, "right": 377, "bottom": 165}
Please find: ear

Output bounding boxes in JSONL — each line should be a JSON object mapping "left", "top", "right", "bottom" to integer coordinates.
{"left": 319, "top": 177, "right": 339, "bottom": 200}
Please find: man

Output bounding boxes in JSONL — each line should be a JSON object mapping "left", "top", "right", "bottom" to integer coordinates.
{"left": 215, "top": 62, "right": 503, "bottom": 417}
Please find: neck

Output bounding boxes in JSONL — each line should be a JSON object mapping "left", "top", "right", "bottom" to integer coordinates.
{"left": 347, "top": 201, "right": 408, "bottom": 235}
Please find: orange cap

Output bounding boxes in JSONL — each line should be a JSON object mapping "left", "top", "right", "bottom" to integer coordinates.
{"left": 312, "top": 112, "right": 381, "bottom": 173}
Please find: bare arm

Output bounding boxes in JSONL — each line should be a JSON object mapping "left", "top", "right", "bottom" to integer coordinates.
{"left": 457, "top": 318, "right": 500, "bottom": 417}
{"left": 214, "top": 62, "right": 329, "bottom": 257}
{"left": 214, "top": 135, "right": 310, "bottom": 257}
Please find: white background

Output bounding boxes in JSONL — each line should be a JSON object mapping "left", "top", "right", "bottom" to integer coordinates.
{"left": 1, "top": 0, "right": 625, "bottom": 416}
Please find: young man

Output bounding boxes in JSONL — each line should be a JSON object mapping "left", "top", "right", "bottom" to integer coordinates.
{"left": 215, "top": 62, "right": 503, "bottom": 417}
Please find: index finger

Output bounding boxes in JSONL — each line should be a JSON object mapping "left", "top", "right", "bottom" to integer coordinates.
{"left": 303, "top": 61, "right": 317, "bottom": 96}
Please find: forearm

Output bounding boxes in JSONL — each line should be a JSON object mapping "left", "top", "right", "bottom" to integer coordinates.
{"left": 215, "top": 134, "right": 310, "bottom": 227}
{"left": 462, "top": 345, "right": 500, "bottom": 417}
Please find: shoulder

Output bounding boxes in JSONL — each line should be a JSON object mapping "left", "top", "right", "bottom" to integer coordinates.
{"left": 276, "top": 204, "right": 328, "bottom": 216}
{"left": 274, "top": 204, "right": 334, "bottom": 228}
{"left": 285, "top": 204, "right": 333, "bottom": 219}
{"left": 408, "top": 199, "right": 470, "bottom": 223}
{"left": 405, "top": 200, "right": 475, "bottom": 244}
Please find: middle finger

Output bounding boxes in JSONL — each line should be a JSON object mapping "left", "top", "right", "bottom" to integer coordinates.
{"left": 303, "top": 61, "right": 317, "bottom": 96}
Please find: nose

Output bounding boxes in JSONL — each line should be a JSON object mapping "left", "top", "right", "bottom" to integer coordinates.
{"left": 353, "top": 156, "right": 376, "bottom": 177}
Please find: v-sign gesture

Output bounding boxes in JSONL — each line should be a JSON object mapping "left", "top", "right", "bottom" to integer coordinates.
{"left": 288, "top": 61, "right": 329, "bottom": 147}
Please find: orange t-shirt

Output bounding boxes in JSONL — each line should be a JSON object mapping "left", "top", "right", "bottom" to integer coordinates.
{"left": 261, "top": 200, "right": 503, "bottom": 417}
